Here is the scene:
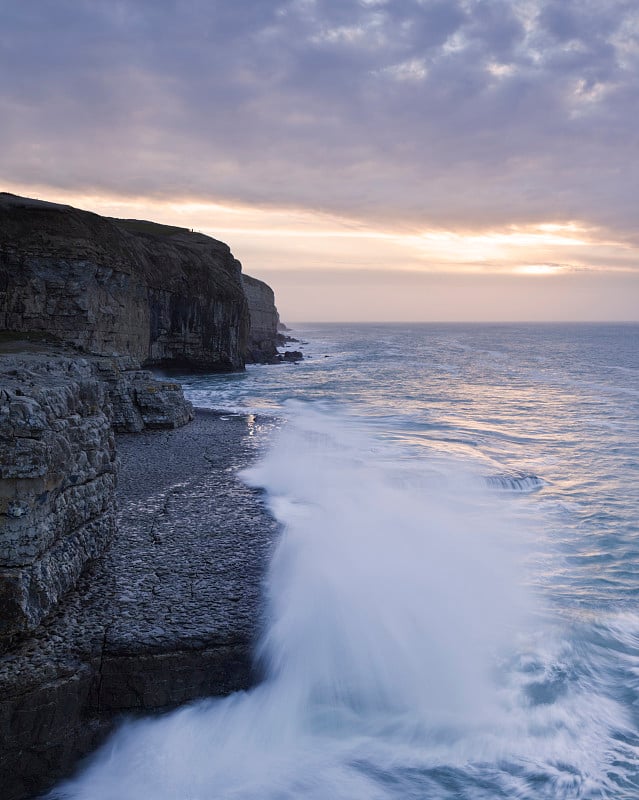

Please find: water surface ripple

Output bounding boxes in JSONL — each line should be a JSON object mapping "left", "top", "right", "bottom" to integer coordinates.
{"left": 52, "top": 323, "right": 639, "bottom": 799}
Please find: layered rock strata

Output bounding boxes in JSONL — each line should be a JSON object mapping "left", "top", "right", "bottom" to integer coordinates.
{"left": 0, "top": 194, "right": 250, "bottom": 372}
{"left": 0, "top": 346, "right": 195, "bottom": 649}
{"left": 242, "top": 274, "right": 280, "bottom": 363}
{"left": 0, "top": 411, "right": 277, "bottom": 800}
{"left": 0, "top": 355, "right": 117, "bottom": 649}
{"left": 0, "top": 194, "right": 283, "bottom": 799}
{"left": 91, "top": 357, "right": 194, "bottom": 432}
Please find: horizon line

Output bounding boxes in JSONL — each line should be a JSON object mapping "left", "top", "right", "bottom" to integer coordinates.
{"left": 285, "top": 320, "right": 639, "bottom": 326}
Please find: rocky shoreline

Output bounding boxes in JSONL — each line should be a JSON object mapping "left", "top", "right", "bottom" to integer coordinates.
{"left": 0, "top": 344, "right": 196, "bottom": 650}
{"left": 0, "top": 409, "right": 278, "bottom": 800}
{"left": 0, "top": 193, "right": 290, "bottom": 799}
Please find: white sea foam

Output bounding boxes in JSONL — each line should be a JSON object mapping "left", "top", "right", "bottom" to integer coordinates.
{"left": 50, "top": 402, "right": 636, "bottom": 799}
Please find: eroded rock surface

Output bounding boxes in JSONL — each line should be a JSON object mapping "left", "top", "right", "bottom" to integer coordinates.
{"left": 0, "top": 346, "right": 197, "bottom": 650}
{"left": 0, "top": 355, "right": 117, "bottom": 648}
{"left": 0, "top": 194, "right": 250, "bottom": 372}
{"left": 0, "top": 411, "right": 277, "bottom": 800}
{"left": 0, "top": 194, "right": 283, "bottom": 799}
{"left": 91, "top": 357, "right": 194, "bottom": 432}
{"left": 242, "top": 274, "right": 280, "bottom": 363}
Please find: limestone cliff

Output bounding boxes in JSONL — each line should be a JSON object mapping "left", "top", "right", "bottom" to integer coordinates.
{"left": 0, "top": 355, "right": 117, "bottom": 648}
{"left": 0, "top": 194, "right": 282, "bottom": 648}
{"left": 0, "top": 412, "right": 277, "bottom": 800}
{"left": 0, "top": 195, "right": 284, "bottom": 798}
{"left": 0, "top": 194, "right": 250, "bottom": 371}
{"left": 242, "top": 274, "right": 280, "bottom": 363}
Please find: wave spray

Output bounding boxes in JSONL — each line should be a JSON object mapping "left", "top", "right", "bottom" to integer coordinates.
{"left": 51, "top": 403, "right": 625, "bottom": 799}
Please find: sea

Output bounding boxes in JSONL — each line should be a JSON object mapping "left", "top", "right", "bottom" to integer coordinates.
{"left": 52, "top": 323, "right": 639, "bottom": 799}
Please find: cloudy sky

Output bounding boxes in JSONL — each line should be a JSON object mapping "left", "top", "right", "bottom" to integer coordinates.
{"left": 1, "top": 0, "right": 638, "bottom": 321}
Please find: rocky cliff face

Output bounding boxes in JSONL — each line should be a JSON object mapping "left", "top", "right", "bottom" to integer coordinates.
{"left": 242, "top": 274, "right": 280, "bottom": 363}
{"left": 0, "top": 194, "right": 250, "bottom": 371}
{"left": 0, "top": 412, "right": 277, "bottom": 800}
{"left": 0, "top": 355, "right": 117, "bottom": 649}
{"left": 0, "top": 195, "right": 278, "bottom": 649}
{"left": 0, "top": 342, "right": 195, "bottom": 650}
{"left": 90, "top": 357, "right": 194, "bottom": 433}
{"left": 0, "top": 195, "right": 284, "bottom": 798}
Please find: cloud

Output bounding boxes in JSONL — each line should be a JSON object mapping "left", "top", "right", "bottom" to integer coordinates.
{"left": 1, "top": 0, "right": 638, "bottom": 245}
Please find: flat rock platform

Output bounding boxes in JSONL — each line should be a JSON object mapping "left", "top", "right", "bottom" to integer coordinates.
{"left": 0, "top": 410, "right": 278, "bottom": 800}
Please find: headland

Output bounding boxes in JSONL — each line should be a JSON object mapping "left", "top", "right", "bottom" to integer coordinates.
{"left": 0, "top": 194, "right": 287, "bottom": 798}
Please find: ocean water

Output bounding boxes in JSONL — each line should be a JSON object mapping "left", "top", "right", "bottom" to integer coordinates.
{"left": 52, "top": 323, "right": 639, "bottom": 799}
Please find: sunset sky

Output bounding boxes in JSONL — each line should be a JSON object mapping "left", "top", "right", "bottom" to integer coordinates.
{"left": 1, "top": 0, "right": 638, "bottom": 321}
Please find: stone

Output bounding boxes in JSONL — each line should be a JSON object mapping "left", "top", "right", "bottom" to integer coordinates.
{"left": 0, "top": 355, "right": 117, "bottom": 648}
{"left": 0, "top": 193, "right": 250, "bottom": 372}
{"left": 90, "top": 357, "right": 194, "bottom": 432}
{"left": 0, "top": 194, "right": 286, "bottom": 799}
{"left": 0, "top": 411, "right": 277, "bottom": 800}
{"left": 0, "top": 345, "right": 197, "bottom": 651}
{"left": 242, "top": 274, "right": 280, "bottom": 363}
{"left": 281, "top": 350, "right": 304, "bottom": 362}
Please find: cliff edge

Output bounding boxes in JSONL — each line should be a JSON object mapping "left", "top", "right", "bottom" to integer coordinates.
{"left": 0, "top": 195, "right": 285, "bottom": 798}
{"left": 0, "top": 193, "right": 250, "bottom": 372}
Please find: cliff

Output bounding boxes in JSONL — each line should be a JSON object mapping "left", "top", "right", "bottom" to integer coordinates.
{"left": 242, "top": 275, "right": 280, "bottom": 363}
{"left": 0, "top": 411, "right": 276, "bottom": 800}
{"left": 0, "top": 194, "right": 249, "bottom": 372}
{"left": 0, "top": 194, "right": 283, "bottom": 649}
{"left": 0, "top": 354, "right": 117, "bottom": 648}
{"left": 0, "top": 195, "right": 284, "bottom": 798}
{"left": 0, "top": 343, "right": 197, "bottom": 649}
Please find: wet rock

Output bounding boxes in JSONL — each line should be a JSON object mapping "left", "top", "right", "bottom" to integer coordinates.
{"left": 276, "top": 333, "right": 299, "bottom": 345}
{"left": 0, "top": 411, "right": 277, "bottom": 800}
{"left": 281, "top": 350, "right": 303, "bottom": 363}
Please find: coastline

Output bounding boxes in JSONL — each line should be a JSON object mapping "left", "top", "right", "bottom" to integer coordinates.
{"left": 0, "top": 409, "right": 278, "bottom": 800}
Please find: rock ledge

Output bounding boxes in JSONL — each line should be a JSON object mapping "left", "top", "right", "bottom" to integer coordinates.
{"left": 0, "top": 411, "right": 277, "bottom": 800}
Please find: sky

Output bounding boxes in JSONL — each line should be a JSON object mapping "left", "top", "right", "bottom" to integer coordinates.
{"left": 1, "top": 0, "right": 638, "bottom": 322}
